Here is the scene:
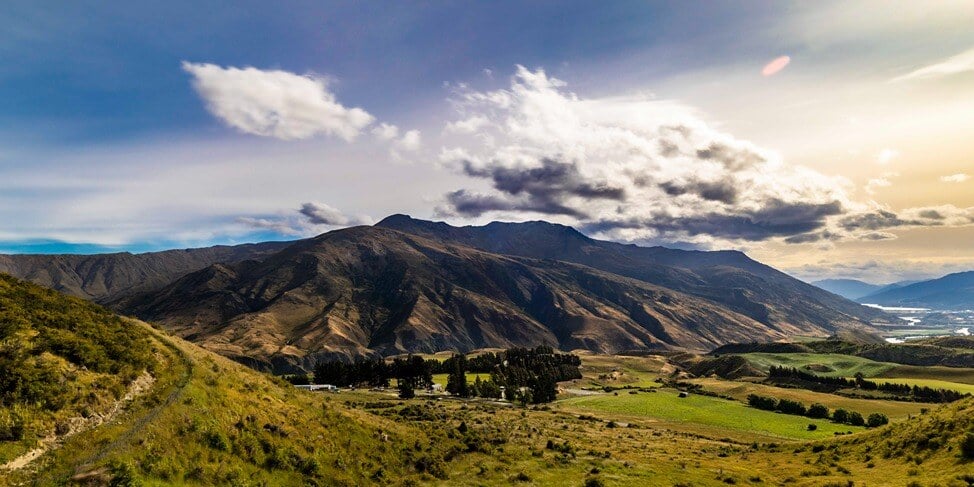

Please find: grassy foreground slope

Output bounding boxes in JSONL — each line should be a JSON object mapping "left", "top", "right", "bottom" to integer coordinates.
{"left": 0, "top": 274, "right": 425, "bottom": 486}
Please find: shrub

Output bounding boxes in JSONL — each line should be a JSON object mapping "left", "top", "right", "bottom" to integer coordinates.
{"left": 807, "top": 403, "right": 830, "bottom": 419}
{"left": 832, "top": 409, "right": 850, "bottom": 424}
{"left": 807, "top": 424, "right": 817, "bottom": 431}
{"left": 866, "top": 413, "right": 889, "bottom": 428}
{"left": 848, "top": 412, "right": 865, "bottom": 427}
{"left": 961, "top": 433, "right": 974, "bottom": 460}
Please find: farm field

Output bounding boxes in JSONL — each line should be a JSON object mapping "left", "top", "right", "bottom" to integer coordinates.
{"left": 430, "top": 373, "right": 490, "bottom": 387}
{"left": 687, "top": 377, "right": 928, "bottom": 420}
{"left": 739, "top": 352, "right": 898, "bottom": 377}
{"left": 572, "top": 353, "right": 668, "bottom": 388}
{"left": 556, "top": 388, "right": 862, "bottom": 441}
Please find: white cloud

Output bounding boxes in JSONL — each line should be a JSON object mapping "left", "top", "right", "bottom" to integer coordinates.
{"left": 891, "top": 46, "right": 974, "bottom": 82}
{"left": 940, "top": 173, "right": 970, "bottom": 183}
{"left": 865, "top": 171, "right": 897, "bottom": 195}
{"left": 372, "top": 122, "right": 399, "bottom": 140}
{"left": 182, "top": 62, "right": 374, "bottom": 141}
{"left": 445, "top": 115, "right": 490, "bottom": 134}
{"left": 398, "top": 129, "right": 422, "bottom": 151}
{"left": 436, "top": 66, "right": 859, "bottom": 246}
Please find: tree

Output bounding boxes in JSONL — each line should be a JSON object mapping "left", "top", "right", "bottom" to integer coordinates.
{"left": 446, "top": 354, "right": 470, "bottom": 397}
{"left": 848, "top": 411, "right": 865, "bottom": 426}
{"left": 832, "top": 409, "right": 849, "bottom": 424}
{"left": 866, "top": 413, "right": 889, "bottom": 428}
{"left": 398, "top": 378, "right": 415, "bottom": 399}
{"left": 806, "top": 403, "right": 829, "bottom": 419}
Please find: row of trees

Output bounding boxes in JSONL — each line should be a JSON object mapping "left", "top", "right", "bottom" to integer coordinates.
{"left": 445, "top": 347, "right": 581, "bottom": 404}
{"left": 746, "top": 393, "right": 889, "bottom": 427}
{"left": 309, "top": 346, "right": 581, "bottom": 404}
{"left": 767, "top": 366, "right": 969, "bottom": 403}
{"left": 311, "top": 355, "right": 433, "bottom": 391}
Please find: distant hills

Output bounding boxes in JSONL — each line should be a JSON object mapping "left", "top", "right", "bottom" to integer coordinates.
{"left": 859, "top": 271, "right": 974, "bottom": 310}
{"left": 0, "top": 242, "right": 290, "bottom": 303}
{"left": 1, "top": 216, "right": 892, "bottom": 372}
{"left": 812, "top": 278, "right": 920, "bottom": 300}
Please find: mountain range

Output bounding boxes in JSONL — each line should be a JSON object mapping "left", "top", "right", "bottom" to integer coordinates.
{"left": 811, "top": 278, "right": 920, "bottom": 301}
{"left": 0, "top": 215, "right": 892, "bottom": 372}
{"left": 858, "top": 271, "right": 974, "bottom": 310}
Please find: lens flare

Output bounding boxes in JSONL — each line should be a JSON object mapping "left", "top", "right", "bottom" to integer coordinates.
{"left": 762, "top": 55, "right": 791, "bottom": 76}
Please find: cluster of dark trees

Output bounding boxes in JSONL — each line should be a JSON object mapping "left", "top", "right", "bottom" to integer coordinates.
{"left": 446, "top": 346, "right": 582, "bottom": 404}
{"left": 312, "top": 355, "right": 433, "bottom": 391}
{"left": 767, "top": 366, "right": 970, "bottom": 403}
{"left": 746, "top": 393, "right": 889, "bottom": 427}
{"left": 310, "top": 346, "right": 581, "bottom": 404}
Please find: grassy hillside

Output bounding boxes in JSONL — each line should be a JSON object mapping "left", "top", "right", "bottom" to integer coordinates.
{"left": 740, "top": 352, "right": 899, "bottom": 377}
{"left": 0, "top": 274, "right": 427, "bottom": 486}
{"left": 0, "top": 273, "right": 156, "bottom": 464}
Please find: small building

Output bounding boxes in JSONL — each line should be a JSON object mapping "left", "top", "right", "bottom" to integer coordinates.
{"left": 295, "top": 384, "right": 339, "bottom": 392}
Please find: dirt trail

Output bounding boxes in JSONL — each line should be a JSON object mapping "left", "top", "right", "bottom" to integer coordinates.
{"left": 1, "top": 371, "right": 155, "bottom": 472}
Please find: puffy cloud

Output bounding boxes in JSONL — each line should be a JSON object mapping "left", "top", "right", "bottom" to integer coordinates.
{"left": 941, "top": 173, "right": 970, "bottom": 183}
{"left": 238, "top": 202, "right": 370, "bottom": 237}
{"left": 435, "top": 66, "right": 974, "bottom": 246}
{"left": 436, "top": 66, "right": 857, "bottom": 245}
{"left": 299, "top": 201, "right": 358, "bottom": 226}
{"left": 182, "top": 62, "right": 374, "bottom": 141}
{"left": 372, "top": 123, "right": 421, "bottom": 153}
{"left": 445, "top": 115, "right": 490, "bottom": 134}
{"left": 891, "top": 46, "right": 974, "bottom": 82}
{"left": 865, "top": 172, "right": 897, "bottom": 195}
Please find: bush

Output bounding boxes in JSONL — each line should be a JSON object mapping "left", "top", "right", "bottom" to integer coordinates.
{"left": 848, "top": 411, "right": 865, "bottom": 427}
{"left": 807, "top": 424, "right": 817, "bottom": 431}
{"left": 866, "top": 413, "right": 889, "bottom": 428}
{"left": 807, "top": 403, "right": 830, "bottom": 419}
{"left": 961, "top": 433, "right": 974, "bottom": 460}
{"left": 832, "top": 409, "right": 849, "bottom": 424}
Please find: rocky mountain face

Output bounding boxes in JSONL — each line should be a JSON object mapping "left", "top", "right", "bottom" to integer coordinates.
{"left": 1, "top": 216, "right": 892, "bottom": 373}
{"left": 115, "top": 227, "right": 796, "bottom": 372}
{"left": 375, "top": 215, "right": 890, "bottom": 332}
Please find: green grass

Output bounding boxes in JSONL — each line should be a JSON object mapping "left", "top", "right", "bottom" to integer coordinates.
{"left": 688, "top": 378, "right": 927, "bottom": 420}
{"left": 557, "top": 388, "right": 862, "bottom": 440}
{"left": 430, "top": 373, "right": 490, "bottom": 387}
{"left": 740, "top": 352, "right": 898, "bottom": 377}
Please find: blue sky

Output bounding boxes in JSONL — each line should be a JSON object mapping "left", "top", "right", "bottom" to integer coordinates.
{"left": 2, "top": 1, "right": 974, "bottom": 282}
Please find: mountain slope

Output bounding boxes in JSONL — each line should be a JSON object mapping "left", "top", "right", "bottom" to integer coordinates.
{"left": 0, "top": 241, "right": 292, "bottom": 303}
{"left": 116, "top": 226, "right": 809, "bottom": 373}
{"left": 812, "top": 278, "right": 885, "bottom": 300}
{"left": 376, "top": 215, "right": 890, "bottom": 330}
{"left": 0, "top": 273, "right": 425, "bottom": 486}
{"left": 860, "top": 271, "right": 974, "bottom": 309}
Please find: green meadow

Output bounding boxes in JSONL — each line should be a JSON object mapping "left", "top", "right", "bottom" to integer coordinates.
{"left": 557, "top": 388, "right": 862, "bottom": 440}
{"left": 739, "top": 352, "right": 898, "bottom": 377}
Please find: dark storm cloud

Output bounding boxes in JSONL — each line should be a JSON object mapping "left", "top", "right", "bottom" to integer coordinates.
{"left": 695, "top": 142, "right": 765, "bottom": 170}
{"left": 447, "top": 158, "right": 625, "bottom": 217}
{"left": 837, "top": 209, "right": 923, "bottom": 231}
{"left": 299, "top": 202, "right": 352, "bottom": 225}
{"left": 659, "top": 178, "right": 739, "bottom": 204}
{"left": 442, "top": 189, "right": 586, "bottom": 218}
{"left": 583, "top": 199, "right": 844, "bottom": 241}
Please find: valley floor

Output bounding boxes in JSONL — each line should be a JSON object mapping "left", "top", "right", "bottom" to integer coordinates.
{"left": 4, "top": 331, "right": 973, "bottom": 486}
